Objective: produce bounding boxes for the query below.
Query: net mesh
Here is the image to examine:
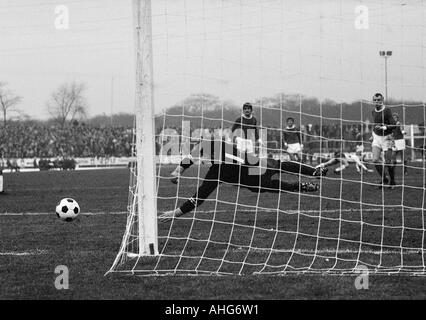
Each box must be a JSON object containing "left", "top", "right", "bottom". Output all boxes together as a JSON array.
[{"left": 109, "top": 0, "right": 426, "bottom": 275}]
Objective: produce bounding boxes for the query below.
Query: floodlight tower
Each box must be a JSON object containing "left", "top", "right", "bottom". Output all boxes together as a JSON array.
[{"left": 379, "top": 50, "right": 392, "bottom": 102}]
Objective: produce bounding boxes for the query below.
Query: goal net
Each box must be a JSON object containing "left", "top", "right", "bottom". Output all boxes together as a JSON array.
[{"left": 108, "top": 0, "right": 426, "bottom": 275}]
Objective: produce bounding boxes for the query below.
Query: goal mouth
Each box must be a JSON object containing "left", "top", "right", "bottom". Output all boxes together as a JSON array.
[
  {"left": 108, "top": 0, "right": 426, "bottom": 277},
  {"left": 109, "top": 201, "right": 426, "bottom": 276}
]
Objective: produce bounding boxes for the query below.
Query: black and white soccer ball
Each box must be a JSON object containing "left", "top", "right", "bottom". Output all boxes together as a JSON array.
[{"left": 56, "top": 198, "right": 80, "bottom": 222}]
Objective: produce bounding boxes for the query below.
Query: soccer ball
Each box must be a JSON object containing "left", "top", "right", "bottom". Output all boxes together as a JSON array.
[{"left": 56, "top": 198, "right": 80, "bottom": 222}]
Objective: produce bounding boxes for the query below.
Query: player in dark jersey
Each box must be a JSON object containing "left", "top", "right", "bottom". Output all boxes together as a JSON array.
[
  {"left": 391, "top": 112, "right": 408, "bottom": 175},
  {"left": 160, "top": 138, "right": 327, "bottom": 222},
  {"left": 231, "top": 102, "right": 260, "bottom": 154},
  {"left": 370, "top": 93, "right": 396, "bottom": 188},
  {"left": 283, "top": 117, "right": 303, "bottom": 162}
]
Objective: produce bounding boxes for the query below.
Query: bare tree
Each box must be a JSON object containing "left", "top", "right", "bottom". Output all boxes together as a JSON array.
[
  {"left": 0, "top": 82, "right": 22, "bottom": 127},
  {"left": 47, "top": 82, "right": 88, "bottom": 126}
]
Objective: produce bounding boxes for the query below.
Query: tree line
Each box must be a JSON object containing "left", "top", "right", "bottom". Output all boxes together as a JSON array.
[{"left": 1, "top": 83, "right": 425, "bottom": 129}]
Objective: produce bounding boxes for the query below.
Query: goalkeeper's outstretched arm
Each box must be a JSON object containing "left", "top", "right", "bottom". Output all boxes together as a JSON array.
[{"left": 170, "top": 140, "right": 206, "bottom": 183}]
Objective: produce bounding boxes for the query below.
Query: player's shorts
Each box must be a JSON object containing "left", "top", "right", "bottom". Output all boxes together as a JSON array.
[
  {"left": 235, "top": 137, "right": 254, "bottom": 153},
  {"left": 355, "top": 144, "right": 364, "bottom": 153},
  {"left": 372, "top": 132, "right": 393, "bottom": 151},
  {"left": 286, "top": 143, "right": 302, "bottom": 154},
  {"left": 393, "top": 139, "right": 406, "bottom": 151}
]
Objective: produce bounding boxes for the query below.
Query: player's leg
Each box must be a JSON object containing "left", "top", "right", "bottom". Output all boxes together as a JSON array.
[
  {"left": 401, "top": 149, "right": 408, "bottom": 175},
  {"left": 258, "top": 175, "right": 319, "bottom": 193},
  {"left": 160, "top": 164, "right": 221, "bottom": 222},
  {"left": 372, "top": 144, "right": 388, "bottom": 185},
  {"left": 334, "top": 159, "right": 349, "bottom": 173},
  {"left": 385, "top": 148, "right": 396, "bottom": 187},
  {"left": 287, "top": 151, "right": 295, "bottom": 161},
  {"left": 353, "top": 153, "right": 372, "bottom": 173},
  {"left": 0, "top": 169, "right": 3, "bottom": 194},
  {"left": 268, "top": 158, "right": 327, "bottom": 177},
  {"left": 394, "top": 139, "right": 408, "bottom": 175},
  {"left": 243, "top": 169, "right": 319, "bottom": 193}
]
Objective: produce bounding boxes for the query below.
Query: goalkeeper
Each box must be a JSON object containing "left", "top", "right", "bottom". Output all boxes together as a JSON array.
[{"left": 159, "top": 138, "right": 327, "bottom": 222}]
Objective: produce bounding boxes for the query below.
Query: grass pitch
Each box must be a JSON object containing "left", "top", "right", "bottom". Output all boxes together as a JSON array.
[{"left": 1, "top": 165, "right": 425, "bottom": 299}]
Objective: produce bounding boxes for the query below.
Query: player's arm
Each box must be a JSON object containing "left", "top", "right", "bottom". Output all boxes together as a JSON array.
[
  {"left": 253, "top": 118, "right": 260, "bottom": 143},
  {"left": 395, "top": 121, "right": 406, "bottom": 135},
  {"left": 298, "top": 128, "right": 303, "bottom": 149},
  {"left": 377, "top": 109, "right": 396, "bottom": 131},
  {"left": 282, "top": 130, "right": 288, "bottom": 147},
  {"left": 231, "top": 117, "right": 241, "bottom": 134},
  {"left": 170, "top": 141, "right": 204, "bottom": 183},
  {"left": 161, "top": 166, "right": 221, "bottom": 222}
]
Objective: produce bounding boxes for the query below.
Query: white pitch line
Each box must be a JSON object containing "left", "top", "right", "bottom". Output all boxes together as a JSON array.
[
  {"left": 0, "top": 249, "right": 48, "bottom": 256},
  {"left": 0, "top": 212, "right": 127, "bottom": 216},
  {"left": 229, "top": 248, "right": 422, "bottom": 255},
  {"left": 0, "top": 207, "right": 420, "bottom": 217}
]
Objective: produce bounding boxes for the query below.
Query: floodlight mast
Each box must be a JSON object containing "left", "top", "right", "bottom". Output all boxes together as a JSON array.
[{"left": 379, "top": 50, "right": 392, "bottom": 102}]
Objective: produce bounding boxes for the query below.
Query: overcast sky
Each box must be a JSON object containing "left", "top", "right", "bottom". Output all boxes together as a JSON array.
[{"left": 0, "top": 0, "right": 425, "bottom": 119}]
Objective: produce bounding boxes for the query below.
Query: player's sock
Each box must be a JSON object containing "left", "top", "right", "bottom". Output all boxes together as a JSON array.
[
  {"left": 375, "top": 164, "right": 382, "bottom": 177},
  {"left": 388, "top": 163, "right": 396, "bottom": 184},
  {"left": 356, "top": 163, "right": 361, "bottom": 173},
  {"left": 375, "top": 164, "right": 389, "bottom": 185},
  {"left": 0, "top": 170, "right": 3, "bottom": 193}
]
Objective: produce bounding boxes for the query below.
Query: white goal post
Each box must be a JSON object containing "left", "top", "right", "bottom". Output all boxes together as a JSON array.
[
  {"left": 133, "top": 0, "right": 158, "bottom": 256},
  {"left": 108, "top": 0, "right": 158, "bottom": 270}
]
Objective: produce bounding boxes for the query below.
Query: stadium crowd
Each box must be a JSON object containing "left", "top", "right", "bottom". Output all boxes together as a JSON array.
[
  {"left": 0, "top": 121, "right": 373, "bottom": 159},
  {"left": 0, "top": 122, "right": 372, "bottom": 159},
  {"left": 0, "top": 122, "right": 133, "bottom": 158}
]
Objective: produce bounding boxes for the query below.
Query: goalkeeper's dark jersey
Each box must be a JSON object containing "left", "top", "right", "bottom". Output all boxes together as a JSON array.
[
  {"left": 231, "top": 115, "right": 259, "bottom": 141},
  {"left": 372, "top": 106, "right": 395, "bottom": 136}
]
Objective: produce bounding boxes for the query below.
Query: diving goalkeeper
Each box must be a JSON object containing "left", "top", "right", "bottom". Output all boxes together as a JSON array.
[{"left": 159, "top": 138, "right": 327, "bottom": 222}]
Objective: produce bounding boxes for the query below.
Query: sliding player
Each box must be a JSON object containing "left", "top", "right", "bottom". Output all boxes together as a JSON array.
[
  {"left": 283, "top": 117, "right": 303, "bottom": 162},
  {"left": 316, "top": 150, "right": 373, "bottom": 174},
  {"left": 392, "top": 112, "right": 408, "bottom": 176},
  {"left": 160, "top": 138, "right": 327, "bottom": 222},
  {"left": 370, "top": 93, "right": 396, "bottom": 188},
  {"left": 351, "top": 127, "right": 373, "bottom": 173}
]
